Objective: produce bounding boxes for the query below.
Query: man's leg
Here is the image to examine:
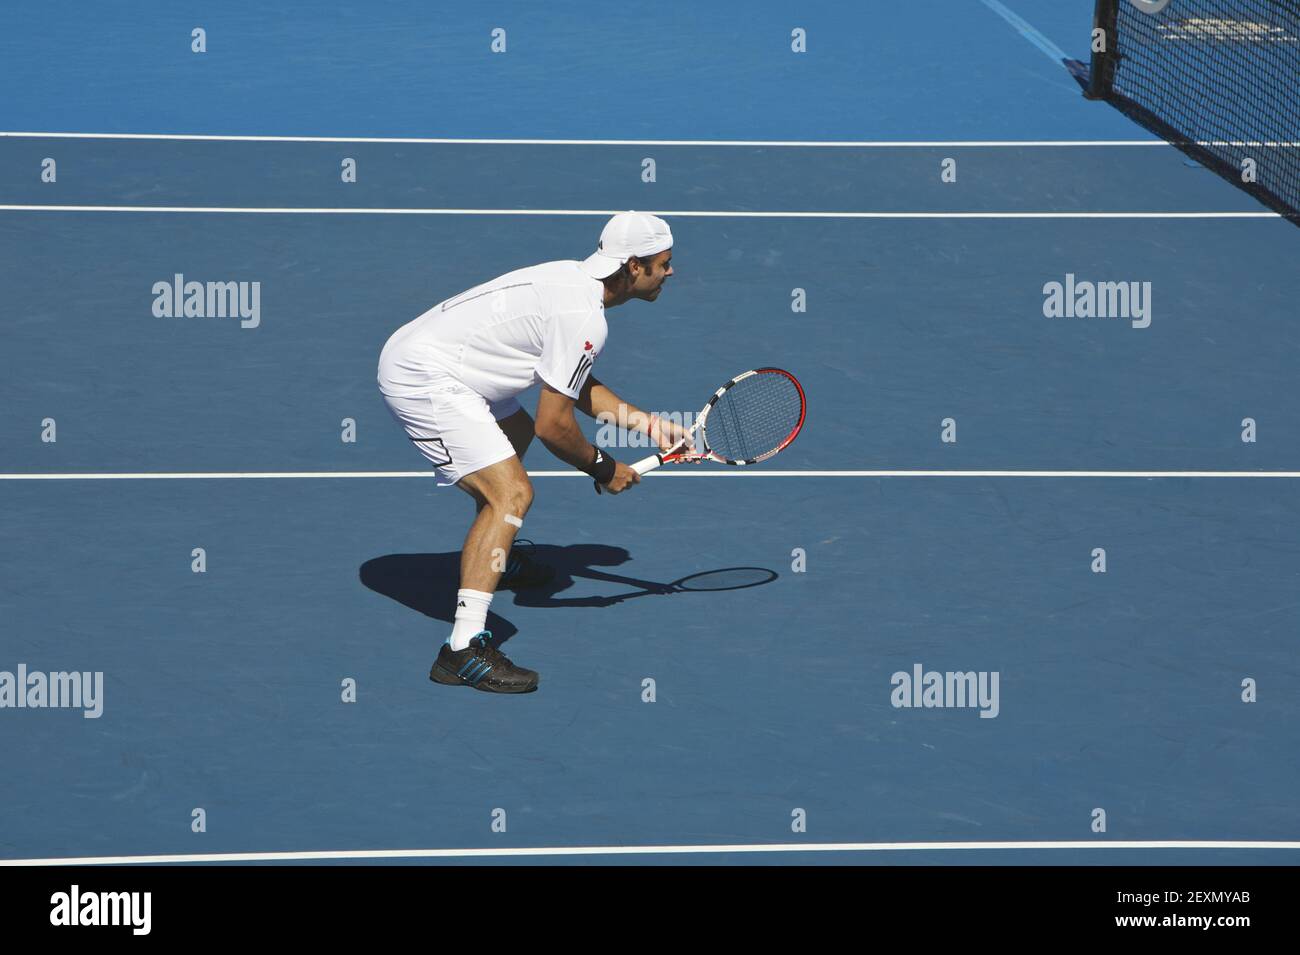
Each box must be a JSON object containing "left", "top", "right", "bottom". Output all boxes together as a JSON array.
[
  {"left": 427, "top": 452, "right": 540, "bottom": 693},
  {"left": 475, "top": 408, "right": 552, "bottom": 589},
  {"left": 381, "top": 384, "right": 540, "bottom": 691},
  {"left": 454, "top": 453, "right": 534, "bottom": 597}
]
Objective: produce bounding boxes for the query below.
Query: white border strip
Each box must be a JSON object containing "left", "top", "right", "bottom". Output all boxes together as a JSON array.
[
  {"left": 4, "top": 471, "right": 1300, "bottom": 481},
  {"left": 0, "top": 205, "right": 1281, "bottom": 219},
  {"left": 4, "top": 840, "right": 1299, "bottom": 866},
  {"left": 2, "top": 132, "right": 1297, "bottom": 147}
]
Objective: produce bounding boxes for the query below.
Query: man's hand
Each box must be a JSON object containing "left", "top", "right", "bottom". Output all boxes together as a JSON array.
[
  {"left": 650, "top": 414, "right": 693, "bottom": 454},
  {"left": 599, "top": 461, "right": 641, "bottom": 495}
]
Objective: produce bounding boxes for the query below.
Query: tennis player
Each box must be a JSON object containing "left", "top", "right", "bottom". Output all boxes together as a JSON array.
[{"left": 378, "top": 211, "right": 685, "bottom": 694}]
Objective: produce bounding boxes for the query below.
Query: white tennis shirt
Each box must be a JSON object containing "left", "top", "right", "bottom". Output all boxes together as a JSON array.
[{"left": 379, "top": 260, "right": 608, "bottom": 403}]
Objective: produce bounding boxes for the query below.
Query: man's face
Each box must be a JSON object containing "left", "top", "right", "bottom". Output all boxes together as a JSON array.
[{"left": 631, "top": 248, "right": 673, "bottom": 301}]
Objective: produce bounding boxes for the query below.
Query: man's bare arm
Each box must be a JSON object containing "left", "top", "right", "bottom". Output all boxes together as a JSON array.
[
  {"left": 576, "top": 375, "right": 693, "bottom": 452},
  {"left": 536, "top": 383, "right": 603, "bottom": 470},
  {"left": 577, "top": 375, "right": 654, "bottom": 435},
  {"left": 535, "top": 382, "right": 640, "bottom": 493}
]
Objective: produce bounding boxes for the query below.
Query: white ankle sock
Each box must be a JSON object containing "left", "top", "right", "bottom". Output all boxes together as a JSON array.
[{"left": 448, "top": 589, "right": 493, "bottom": 651}]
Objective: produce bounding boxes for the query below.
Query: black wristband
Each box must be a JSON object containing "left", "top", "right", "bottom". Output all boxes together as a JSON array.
[{"left": 583, "top": 446, "right": 618, "bottom": 484}]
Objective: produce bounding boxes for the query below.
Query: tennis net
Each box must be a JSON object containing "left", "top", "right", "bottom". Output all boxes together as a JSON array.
[{"left": 1083, "top": 0, "right": 1300, "bottom": 220}]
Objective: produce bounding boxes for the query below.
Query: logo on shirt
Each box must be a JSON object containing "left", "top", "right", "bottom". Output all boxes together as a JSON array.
[
  {"left": 568, "top": 352, "right": 596, "bottom": 392},
  {"left": 584, "top": 341, "right": 593, "bottom": 351}
]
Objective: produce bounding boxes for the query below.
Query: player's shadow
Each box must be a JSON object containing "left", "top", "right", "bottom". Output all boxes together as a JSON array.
[{"left": 360, "top": 545, "right": 777, "bottom": 646}]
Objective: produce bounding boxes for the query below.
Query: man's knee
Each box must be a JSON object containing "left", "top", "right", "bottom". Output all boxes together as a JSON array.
[
  {"left": 490, "top": 478, "right": 533, "bottom": 518},
  {"left": 511, "top": 480, "right": 535, "bottom": 515}
]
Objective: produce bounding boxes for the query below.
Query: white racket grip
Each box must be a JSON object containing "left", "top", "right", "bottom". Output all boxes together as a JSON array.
[{"left": 631, "top": 453, "right": 664, "bottom": 476}]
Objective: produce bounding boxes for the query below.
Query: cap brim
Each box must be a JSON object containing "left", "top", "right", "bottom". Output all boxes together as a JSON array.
[{"left": 579, "top": 250, "right": 623, "bottom": 279}]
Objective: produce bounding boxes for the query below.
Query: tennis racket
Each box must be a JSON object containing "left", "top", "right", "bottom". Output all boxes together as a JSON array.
[{"left": 633, "top": 367, "right": 806, "bottom": 476}]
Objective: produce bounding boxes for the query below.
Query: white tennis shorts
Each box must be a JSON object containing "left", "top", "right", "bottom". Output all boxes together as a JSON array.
[{"left": 381, "top": 380, "right": 522, "bottom": 486}]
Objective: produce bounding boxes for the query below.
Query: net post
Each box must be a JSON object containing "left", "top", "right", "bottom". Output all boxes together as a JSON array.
[{"left": 1085, "top": 0, "right": 1119, "bottom": 100}]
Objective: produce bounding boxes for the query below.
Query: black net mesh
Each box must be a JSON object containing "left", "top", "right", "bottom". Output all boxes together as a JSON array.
[{"left": 1090, "top": 0, "right": 1300, "bottom": 219}]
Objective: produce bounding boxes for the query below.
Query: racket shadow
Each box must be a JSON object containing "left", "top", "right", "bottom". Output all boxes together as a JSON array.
[
  {"left": 360, "top": 547, "right": 779, "bottom": 645},
  {"left": 510, "top": 547, "right": 778, "bottom": 607}
]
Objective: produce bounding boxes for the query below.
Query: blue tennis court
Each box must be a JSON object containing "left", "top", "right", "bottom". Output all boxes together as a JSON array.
[{"left": 2, "top": 0, "right": 1298, "bottom": 866}]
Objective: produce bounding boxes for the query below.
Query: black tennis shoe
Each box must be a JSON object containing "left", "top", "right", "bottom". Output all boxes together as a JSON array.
[{"left": 429, "top": 632, "right": 539, "bottom": 693}]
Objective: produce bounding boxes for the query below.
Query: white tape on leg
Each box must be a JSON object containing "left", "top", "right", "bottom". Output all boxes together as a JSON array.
[{"left": 504, "top": 514, "right": 523, "bottom": 528}]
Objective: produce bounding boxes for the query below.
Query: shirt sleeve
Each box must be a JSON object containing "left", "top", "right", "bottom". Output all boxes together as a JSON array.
[{"left": 536, "top": 309, "right": 608, "bottom": 399}]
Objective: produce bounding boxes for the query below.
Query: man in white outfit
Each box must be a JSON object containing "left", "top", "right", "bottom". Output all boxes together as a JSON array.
[{"left": 378, "top": 212, "right": 685, "bottom": 693}]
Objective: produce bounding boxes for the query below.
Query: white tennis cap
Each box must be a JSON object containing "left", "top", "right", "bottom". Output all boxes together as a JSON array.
[{"left": 579, "top": 211, "right": 673, "bottom": 280}]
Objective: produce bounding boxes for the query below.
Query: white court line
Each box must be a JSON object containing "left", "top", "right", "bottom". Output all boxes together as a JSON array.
[
  {"left": 0, "top": 205, "right": 1282, "bottom": 219},
  {"left": 4, "top": 840, "right": 1299, "bottom": 866},
  {"left": 4, "top": 470, "right": 1300, "bottom": 480},
  {"left": 2, "top": 131, "right": 1297, "bottom": 147}
]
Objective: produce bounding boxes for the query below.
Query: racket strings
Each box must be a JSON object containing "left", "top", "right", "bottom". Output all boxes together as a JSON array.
[{"left": 703, "top": 372, "right": 804, "bottom": 463}]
